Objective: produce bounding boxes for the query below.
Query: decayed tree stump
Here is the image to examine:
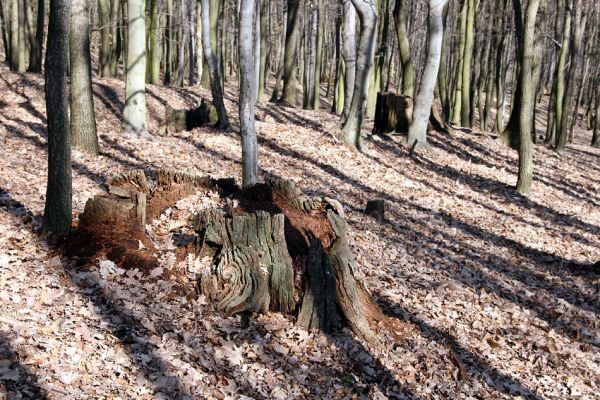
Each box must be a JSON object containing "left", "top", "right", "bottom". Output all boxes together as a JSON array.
[
  {"left": 373, "top": 92, "right": 414, "bottom": 135},
  {"left": 163, "top": 99, "right": 218, "bottom": 133},
  {"left": 77, "top": 169, "right": 385, "bottom": 345},
  {"left": 194, "top": 175, "right": 383, "bottom": 343}
]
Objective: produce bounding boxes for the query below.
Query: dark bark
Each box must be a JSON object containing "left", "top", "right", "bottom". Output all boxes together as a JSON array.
[{"left": 42, "top": 0, "right": 72, "bottom": 241}]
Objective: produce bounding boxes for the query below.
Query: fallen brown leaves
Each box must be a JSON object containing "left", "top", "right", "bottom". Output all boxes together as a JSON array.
[{"left": 0, "top": 61, "right": 599, "bottom": 399}]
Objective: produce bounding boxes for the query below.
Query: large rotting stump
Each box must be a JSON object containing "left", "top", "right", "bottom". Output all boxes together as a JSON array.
[
  {"left": 75, "top": 169, "right": 389, "bottom": 345},
  {"left": 193, "top": 175, "right": 385, "bottom": 344}
]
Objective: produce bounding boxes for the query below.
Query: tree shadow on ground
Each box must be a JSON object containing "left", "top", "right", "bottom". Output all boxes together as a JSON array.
[
  {"left": 0, "top": 332, "right": 48, "bottom": 399},
  {"left": 0, "top": 184, "right": 421, "bottom": 399},
  {"left": 255, "top": 137, "right": 599, "bottom": 338}
]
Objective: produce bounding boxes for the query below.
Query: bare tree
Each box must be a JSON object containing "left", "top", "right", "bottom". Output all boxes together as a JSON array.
[
  {"left": 201, "top": 0, "right": 229, "bottom": 129},
  {"left": 407, "top": 0, "right": 449, "bottom": 149},
  {"left": 340, "top": 0, "right": 377, "bottom": 151},
  {"left": 42, "top": 0, "right": 71, "bottom": 241},
  {"left": 70, "top": 0, "right": 99, "bottom": 155},
  {"left": 123, "top": 0, "right": 150, "bottom": 137},
  {"left": 239, "top": 0, "right": 258, "bottom": 186}
]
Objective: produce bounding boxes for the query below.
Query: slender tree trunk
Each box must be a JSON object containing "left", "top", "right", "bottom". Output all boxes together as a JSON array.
[
  {"left": 550, "top": 0, "right": 572, "bottom": 146},
  {"left": 341, "top": 0, "right": 356, "bottom": 122},
  {"left": 147, "top": 0, "right": 161, "bottom": 84},
  {"left": 514, "top": 0, "right": 541, "bottom": 195},
  {"left": 340, "top": 0, "right": 377, "bottom": 151},
  {"left": 109, "top": 0, "right": 120, "bottom": 76},
  {"left": 123, "top": 0, "right": 149, "bottom": 137},
  {"left": 556, "top": 0, "right": 586, "bottom": 154},
  {"left": 16, "top": 0, "right": 25, "bottom": 71},
  {"left": 281, "top": 0, "right": 300, "bottom": 105},
  {"left": 0, "top": 0, "right": 9, "bottom": 64},
  {"left": 71, "top": 0, "right": 99, "bottom": 155},
  {"left": 312, "top": 0, "right": 324, "bottom": 110},
  {"left": 43, "top": 0, "right": 72, "bottom": 241},
  {"left": 451, "top": 0, "right": 467, "bottom": 125},
  {"left": 407, "top": 0, "right": 448, "bottom": 149},
  {"left": 164, "top": 0, "right": 173, "bottom": 85},
  {"left": 176, "top": 0, "right": 189, "bottom": 87},
  {"left": 393, "top": 0, "right": 414, "bottom": 97},
  {"left": 98, "top": 0, "right": 112, "bottom": 76},
  {"left": 239, "top": 0, "right": 258, "bottom": 187},
  {"left": 258, "top": 0, "right": 268, "bottom": 100},
  {"left": 201, "top": 0, "right": 229, "bottom": 129},
  {"left": 24, "top": 1, "right": 40, "bottom": 72},
  {"left": 460, "top": 0, "right": 474, "bottom": 127},
  {"left": 188, "top": 0, "right": 197, "bottom": 85}
]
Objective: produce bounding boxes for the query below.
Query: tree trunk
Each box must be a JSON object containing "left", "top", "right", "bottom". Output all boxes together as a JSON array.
[
  {"left": 340, "top": 0, "right": 377, "bottom": 151},
  {"left": 393, "top": 0, "right": 414, "bottom": 98},
  {"left": 70, "top": 0, "right": 99, "bottom": 156},
  {"left": 24, "top": 0, "right": 40, "bottom": 72},
  {"left": 239, "top": 0, "right": 258, "bottom": 187},
  {"left": 109, "top": 0, "right": 120, "bottom": 76},
  {"left": 201, "top": 0, "right": 229, "bottom": 129},
  {"left": 556, "top": 0, "right": 586, "bottom": 155},
  {"left": 341, "top": 0, "right": 356, "bottom": 122},
  {"left": 257, "top": 0, "right": 268, "bottom": 100},
  {"left": 42, "top": 0, "right": 72, "bottom": 242},
  {"left": 0, "top": 0, "right": 9, "bottom": 65},
  {"left": 98, "top": 0, "right": 112, "bottom": 77},
  {"left": 460, "top": 0, "right": 475, "bottom": 127},
  {"left": 147, "top": 0, "right": 161, "bottom": 84},
  {"left": 514, "top": 0, "right": 541, "bottom": 195},
  {"left": 372, "top": 92, "right": 413, "bottom": 134},
  {"left": 407, "top": 0, "right": 448, "bottom": 149},
  {"left": 281, "top": 0, "right": 300, "bottom": 106},
  {"left": 311, "top": 0, "right": 324, "bottom": 110},
  {"left": 188, "top": 0, "right": 197, "bottom": 85},
  {"left": 123, "top": 0, "right": 149, "bottom": 137},
  {"left": 547, "top": 0, "right": 572, "bottom": 146}
]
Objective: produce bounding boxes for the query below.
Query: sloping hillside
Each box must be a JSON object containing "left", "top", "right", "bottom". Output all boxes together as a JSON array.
[{"left": 0, "top": 63, "right": 599, "bottom": 399}]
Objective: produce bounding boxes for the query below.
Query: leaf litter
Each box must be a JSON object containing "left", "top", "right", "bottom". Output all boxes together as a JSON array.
[{"left": 0, "top": 62, "right": 599, "bottom": 399}]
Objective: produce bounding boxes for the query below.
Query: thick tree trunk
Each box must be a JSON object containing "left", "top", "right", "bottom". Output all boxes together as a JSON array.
[
  {"left": 201, "top": 0, "right": 229, "bottom": 129},
  {"left": 239, "top": 0, "right": 258, "bottom": 187},
  {"left": 281, "top": 0, "right": 300, "bottom": 106},
  {"left": 42, "top": 0, "right": 72, "bottom": 242},
  {"left": 407, "top": 0, "right": 448, "bottom": 149},
  {"left": 123, "top": 0, "right": 149, "bottom": 137},
  {"left": 70, "top": 0, "right": 99, "bottom": 156},
  {"left": 340, "top": 0, "right": 377, "bottom": 151}
]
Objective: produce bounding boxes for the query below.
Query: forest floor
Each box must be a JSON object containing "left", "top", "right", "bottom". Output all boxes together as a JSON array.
[{"left": 0, "top": 61, "right": 599, "bottom": 400}]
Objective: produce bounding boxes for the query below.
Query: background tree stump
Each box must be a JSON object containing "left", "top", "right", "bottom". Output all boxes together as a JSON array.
[
  {"left": 163, "top": 98, "right": 218, "bottom": 133},
  {"left": 373, "top": 92, "right": 414, "bottom": 135}
]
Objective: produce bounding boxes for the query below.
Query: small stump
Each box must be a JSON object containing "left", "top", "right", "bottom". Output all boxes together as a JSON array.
[
  {"left": 163, "top": 99, "right": 218, "bottom": 133},
  {"left": 365, "top": 200, "right": 385, "bottom": 223}
]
